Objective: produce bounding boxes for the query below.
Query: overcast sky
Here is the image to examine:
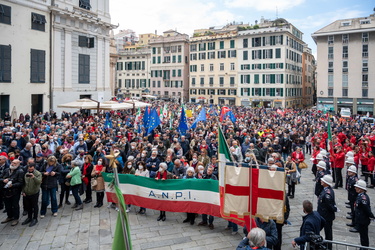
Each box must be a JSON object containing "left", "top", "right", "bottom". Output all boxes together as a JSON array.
[{"left": 110, "top": 0, "right": 374, "bottom": 55}]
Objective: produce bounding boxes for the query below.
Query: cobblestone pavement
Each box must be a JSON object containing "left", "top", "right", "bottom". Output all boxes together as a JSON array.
[{"left": 0, "top": 159, "right": 375, "bottom": 249}]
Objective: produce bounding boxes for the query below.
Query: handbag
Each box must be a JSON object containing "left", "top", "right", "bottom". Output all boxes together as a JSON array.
[
  {"left": 65, "top": 178, "right": 71, "bottom": 186},
  {"left": 91, "top": 178, "right": 98, "bottom": 187},
  {"left": 296, "top": 169, "right": 301, "bottom": 179},
  {"left": 299, "top": 161, "right": 308, "bottom": 169}
]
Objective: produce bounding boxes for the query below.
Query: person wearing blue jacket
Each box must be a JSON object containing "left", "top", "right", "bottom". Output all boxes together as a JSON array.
[{"left": 292, "top": 200, "right": 325, "bottom": 249}]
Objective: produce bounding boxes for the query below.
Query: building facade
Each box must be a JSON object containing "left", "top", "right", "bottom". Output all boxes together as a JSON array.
[
  {"left": 50, "top": 0, "right": 115, "bottom": 113},
  {"left": 189, "top": 19, "right": 307, "bottom": 108},
  {"left": 116, "top": 48, "right": 151, "bottom": 98},
  {"left": 312, "top": 14, "right": 375, "bottom": 114},
  {"left": 302, "top": 46, "right": 315, "bottom": 107},
  {"left": 149, "top": 30, "right": 189, "bottom": 103},
  {"left": 0, "top": 0, "right": 51, "bottom": 117},
  {"left": 189, "top": 24, "right": 240, "bottom": 105},
  {"left": 237, "top": 18, "right": 305, "bottom": 108}
]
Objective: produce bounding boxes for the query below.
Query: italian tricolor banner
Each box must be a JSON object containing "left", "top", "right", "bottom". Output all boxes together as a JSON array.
[
  {"left": 327, "top": 117, "right": 334, "bottom": 155},
  {"left": 103, "top": 173, "right": 221, "bottom": 217}
]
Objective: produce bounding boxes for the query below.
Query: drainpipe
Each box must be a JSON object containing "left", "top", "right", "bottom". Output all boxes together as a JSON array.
[{"left": 49, "top": 1, "right": 54, "bottom": 112}]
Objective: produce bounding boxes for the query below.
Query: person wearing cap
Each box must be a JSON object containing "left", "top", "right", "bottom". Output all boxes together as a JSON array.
[
  {"left": 318, "top": 175, "right": 337, "bottom": 249},
  {"left": 35, "top": 152, "right": 45, "bottom": 172},
  {"left": 346, "top": 165, "right": 358, "bottom": 224},
  {"left": 349, "top": 179, "right": 375, "bottom": 249},
  {"left": 314, "top": 161, "right": 326, "bottom": 197},
  {"left": 311, "top": 145, "right": 321, "bottom": 176},
  {"left": 285, "top": 156, "right": 297, "bottom": 199}
]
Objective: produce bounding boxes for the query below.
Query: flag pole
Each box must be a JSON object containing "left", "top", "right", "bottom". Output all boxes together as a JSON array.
[{"left": 113, "top": 165, "right": 131, "bottom": 250}]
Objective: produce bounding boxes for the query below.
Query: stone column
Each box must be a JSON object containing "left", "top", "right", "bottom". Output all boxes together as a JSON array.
[{"left": 64, "top": 30, "right": 72, "bottom": 90}]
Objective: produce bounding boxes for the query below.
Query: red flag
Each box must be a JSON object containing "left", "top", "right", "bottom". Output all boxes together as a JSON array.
[{"left": 219, "top": 106, "right": 230, "bottom": 122}]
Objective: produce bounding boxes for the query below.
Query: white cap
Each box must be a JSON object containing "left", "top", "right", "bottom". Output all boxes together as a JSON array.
[
  {"left": 321, "top": 175, "right": 333, "bottom": 186},
  {"left": 348, "top": 165, "right": 357, "bottom": 174},
  {"left": 346, "top": 151, "right": 354, "bottom": 158},
  {"left": 320, "top": 150, "right": 327, "bottom": 157},
  {"left": 354, "top": 179, "right": 367, "bottom": 191},
  {"left": 316, "top": 154, "right": 323, "bottom": 160},
  {"left": 346, "top": 157, "right": 355, "bottom": 165},
  {"left": 317, "top": 161, "right": 326, "bottom": 170}
]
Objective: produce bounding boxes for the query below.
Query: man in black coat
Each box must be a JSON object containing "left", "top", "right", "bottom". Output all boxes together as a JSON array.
[
  {"left": 292, "top": 200, "right": 325, "bottom": 249},
  {"left": 349, "top": 180, "right": 375, "bottom": 249},
  {"left": 318, "top": 175, "right": 337, "bottom": 249},
  {"left": 346, "top": 166, "right": 358, "bottom": 224},
  {"left": 0, "top": 159, "right": 24, "bottom": 226}
]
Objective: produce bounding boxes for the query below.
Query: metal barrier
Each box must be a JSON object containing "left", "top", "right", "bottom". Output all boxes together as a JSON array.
[{"left": 305, "top": 240, "right": 375, "bottom": 249}]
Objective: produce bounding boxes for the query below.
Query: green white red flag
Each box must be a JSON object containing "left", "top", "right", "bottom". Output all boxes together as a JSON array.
[{"left": 327, "top": 117, "right": 334, "bottom": 155}]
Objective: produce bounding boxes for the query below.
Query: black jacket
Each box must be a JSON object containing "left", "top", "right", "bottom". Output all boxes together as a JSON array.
[
  {"left": 40, "top": 164, "right": 61, "bottom": 189},
  {"left": 346, "top": 175, "right": 358, "bottom": 201},
  {"left": 0, "top": 166, "right": 24, "bottom": 197},
  {"left": 354, "top": 192, "right": 375, "bottom": 226},
  {"left": 294, "top": 211, "right": 325, "bottom": 246},
  {"left": 317, "top": 186, "right": 337, "bottom": 222}
]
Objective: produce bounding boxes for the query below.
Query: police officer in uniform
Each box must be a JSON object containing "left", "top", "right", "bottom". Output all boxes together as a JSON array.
[
  {"left": 314, "top": 161, "right": 326, "bottom": 198},
  {"left": 349, "top": 179, "right": 375, "bottom": 249},
  {"left": 317, "top": 175, "right": 337, "bottom": 250},
  {"left": 345, "top": 165, "right": 358, "bottom": 223}
]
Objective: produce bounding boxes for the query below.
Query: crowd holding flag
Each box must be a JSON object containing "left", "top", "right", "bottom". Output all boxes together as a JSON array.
[
  {"left": 190, "top": 107, "right": 207, "bottom": 129},
  {"left": 104, "top": 112, "right": 113, "bottom": 129},
  {"left": 146, "top": 108, "right": 161, "bottom": 135},
  {"left": 142, "top": 106, "right": 150, "bottom": 130},
  {"left": 177, "top": 106, "right": 189, "bottom": 135}
]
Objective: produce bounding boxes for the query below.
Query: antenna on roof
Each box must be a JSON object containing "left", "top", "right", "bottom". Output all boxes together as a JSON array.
[{"left": 276, "top": 6, "right": 278, "bottom": 19}]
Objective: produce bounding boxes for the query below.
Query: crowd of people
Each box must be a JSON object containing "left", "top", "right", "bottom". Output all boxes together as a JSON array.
[{"left": 0, "top": 102, "right": 375, "bottom": 249}]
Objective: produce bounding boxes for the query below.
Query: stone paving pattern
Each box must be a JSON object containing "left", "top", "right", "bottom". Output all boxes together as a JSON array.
[{"left": 0, "top": 159, "right": 375, "bottom": 249}]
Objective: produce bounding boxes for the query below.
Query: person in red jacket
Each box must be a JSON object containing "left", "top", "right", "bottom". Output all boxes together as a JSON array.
[
  {"left": 333, "top": 145, "right": 345, "bottom": 189},
  {"left": 359, "top": 145, "right": 369, "bottom": 183},
  {"left": 366, "top": 151, "right": 375, "bottom": 188},
  {"left": 292, "top": 147, "right": 305, "bottom": 183}
]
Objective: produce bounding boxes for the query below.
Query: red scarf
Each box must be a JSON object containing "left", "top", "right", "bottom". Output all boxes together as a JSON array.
[{"left": 82, "top": 163, "right": 90, "bottom": 185}]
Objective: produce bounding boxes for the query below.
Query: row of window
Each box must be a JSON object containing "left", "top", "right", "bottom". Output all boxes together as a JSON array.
[
  {"left": 152, "top": 55, "right": 182, "bottom": 64},
  {"left": 328, "top": 44, "right": 368, "bottom": 59},
  {"left": 241, "top": 63, "right": 284, "bottom": 70},
  {"left": 328, "top": 59, "right": 368, "bottom": 73},
  {"left": 190, "top": 74, "right": 301, "bottom": 85},
  {"left": 328, "top": 74, "right": 369, "bottom": 88},
  {"left": 151, "top": 81, "right": 183, "bottom": 88},
  {"left": 119, "top": 79, "right": 149, "bottom": 89},
  {"left": 0, "top": 4, "right": 47, "bottom": 31},
  {"left": 152, "top": 46, "right": 182, "bottom": 54},
  {"left": 327, "top": 88, "right": 368, "bottom": 98},
  {"left": 190, "top": 89, "right": 237, "bottom": 95},
  {"left": 0, "top": 44, "right": 90, "bottom": 84},
  {"left": 239, "top": 88, "right": 284, "bottom": 97},
  {"left": 117, "top": 61, "right": 146, "bottom": 71},
  {"left": 152, "top": 91, "right": 182, "bottom": 97},
  {"left": 151, "top": 70, "right": 182, "bottom": 78},
  {"left": 328, "top": 33, "right": 369, "bottom": 44}
]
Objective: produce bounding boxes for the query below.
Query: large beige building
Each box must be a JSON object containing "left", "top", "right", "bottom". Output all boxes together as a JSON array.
[
  {"left": 312, "top": 13, "right": 375, "bottom": 114},
  {"left": 189, "top": 23, "right": 241, "bottom": 105},
  {"left": 149, "top": 30, "right": 189, "bottom": 103},
  {"left": 189, "top": 19, "right": 307, "bottom": 108},
  {"left": 302, "top": 46, "right": 316, "bottom": 107}
]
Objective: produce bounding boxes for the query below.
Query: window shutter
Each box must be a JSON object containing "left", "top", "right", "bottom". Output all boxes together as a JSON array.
[
  {"left": 252, "top": 88, "right": 254, "bottom": 96},
  {"left": 241, "top": 75, "right": 243, "bottom": 84},
  {"left": 241, "top": 88, "right": 243, "bottom": 96},
  {"left": 281, "top": 88, "right": 284, "bottom": 97},
  {"left": 247, "top": 88, "right": 250, "bottom": 96},
  {"left": 88, "top": 37, "right": 95, "bottom": 48},
  {"left": 281, "top": 74, "right": 284, "bottom": 84},
  {"left": 262, "top": 74, "right": 265, "bottom": 83},
  {"left": 262, "top": 88, "right": 265, "bottom": 96},
  {"left": 280, "top": 35, "right": 283, "bottom": 45}
]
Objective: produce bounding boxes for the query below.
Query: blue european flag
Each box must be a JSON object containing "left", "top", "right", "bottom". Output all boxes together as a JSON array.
[
  {"left": 105, "top": 112, "right": 113, "bottom": 129},
  {"left": 227, "top": 110, "right": 237, "bottom": 123},
  {"left": 143, "top": 106, "right": 150, "bottom": 129},
  {"left": 178, "top": 107, "right": 189, "bottom": 135},
  {"left": 191, "top": 107, "right": 206, "bottom": 129},
  {"left": 146, "top": 108, "right": 161, "bottom": 135}
]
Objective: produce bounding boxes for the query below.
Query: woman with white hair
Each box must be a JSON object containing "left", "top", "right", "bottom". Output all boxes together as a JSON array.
[
  {"left": 155, "top": 162, "right": 170, "bottom": 221},
  {"left": 182, "top": 167, "right": 196, "bottom": 225},
  {"left": 237, "top": 227, "right": 270, "bottom": 250}
]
